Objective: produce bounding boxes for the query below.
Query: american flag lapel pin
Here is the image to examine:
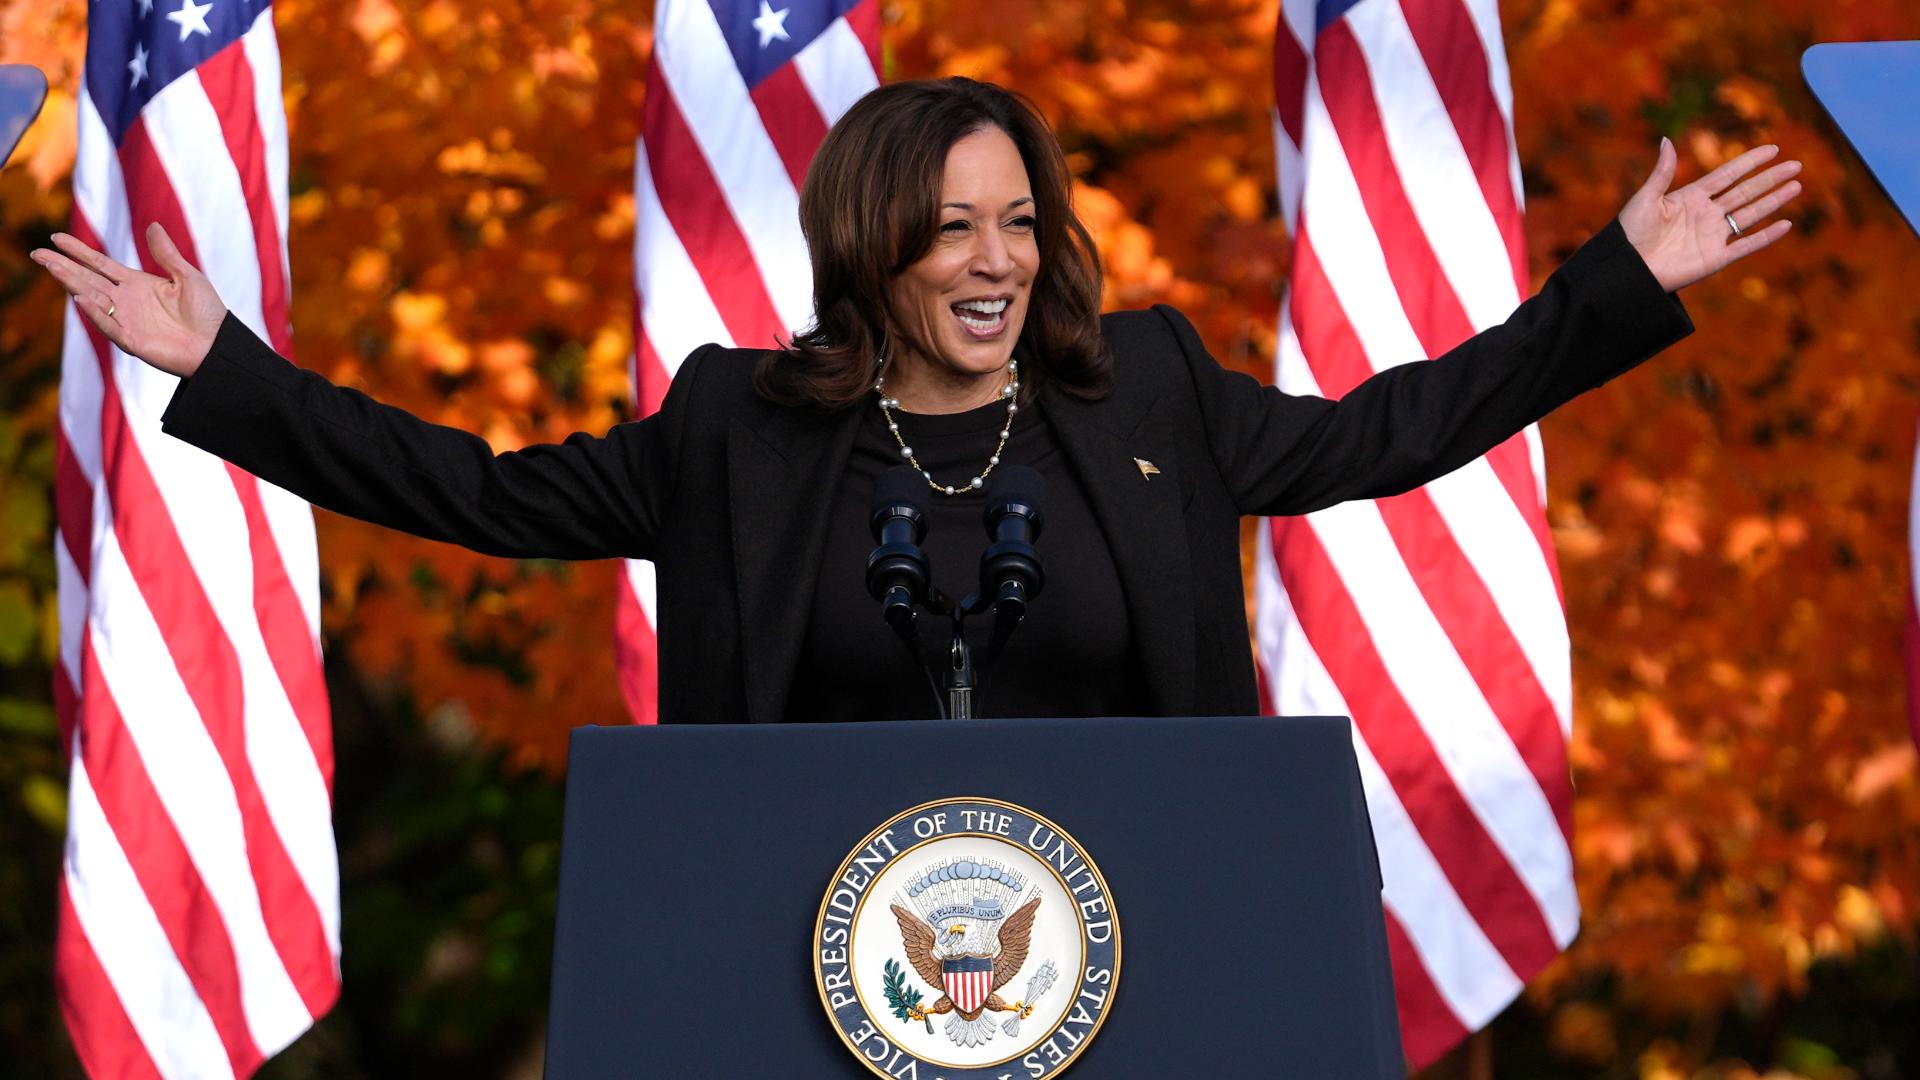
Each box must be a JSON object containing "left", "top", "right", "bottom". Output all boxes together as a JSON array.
[{"left": 1133, "top": 457, "right": 1160, "bottom": 479}]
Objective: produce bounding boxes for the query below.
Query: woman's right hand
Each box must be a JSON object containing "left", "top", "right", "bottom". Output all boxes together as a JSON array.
[{"left": 30, "top": 222, "right": 229, "bottom": 379}]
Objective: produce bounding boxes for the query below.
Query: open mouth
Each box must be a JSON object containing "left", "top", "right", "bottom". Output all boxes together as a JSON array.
[{"left": 951, "top": 297, "right": 1011, "bottom": 339}]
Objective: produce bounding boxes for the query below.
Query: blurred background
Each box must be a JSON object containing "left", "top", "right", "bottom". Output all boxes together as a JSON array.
[{"left": 3, "top": 0, "right": 1919, "bottom": 1076}]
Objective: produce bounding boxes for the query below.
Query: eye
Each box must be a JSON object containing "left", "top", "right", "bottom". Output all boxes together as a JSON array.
[
  {"left": 940, "top": 219, "right": 971, "bottom": 233},
  {"left": 1008, "top": 215, "right": 1037, "bottom": 230}
]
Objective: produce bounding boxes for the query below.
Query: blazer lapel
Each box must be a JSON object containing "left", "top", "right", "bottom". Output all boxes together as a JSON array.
[
  {"left": 1044, "top": 386, "right": 1197, "bottom": 716},
  {"left": 728, "top": 401, "right": 863, "bottom": 724}
]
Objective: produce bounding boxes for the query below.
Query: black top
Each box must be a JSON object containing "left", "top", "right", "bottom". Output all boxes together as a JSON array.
[{"left": 790, "top": 396, "right": 1145, "bottom": 721}]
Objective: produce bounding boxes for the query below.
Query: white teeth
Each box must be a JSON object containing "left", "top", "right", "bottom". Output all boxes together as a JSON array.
[{"left": 954, "top": 298, "right": 1009, "bottom": 315}]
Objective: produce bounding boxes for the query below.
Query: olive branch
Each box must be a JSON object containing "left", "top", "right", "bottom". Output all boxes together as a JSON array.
[{"left": 882, "top": 958, "right": 933, "bottom": 1033}]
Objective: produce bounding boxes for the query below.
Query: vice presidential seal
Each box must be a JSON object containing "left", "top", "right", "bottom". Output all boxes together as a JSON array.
[{"left": 813, "top": 798, "right": 1120, "bottom": 1079}]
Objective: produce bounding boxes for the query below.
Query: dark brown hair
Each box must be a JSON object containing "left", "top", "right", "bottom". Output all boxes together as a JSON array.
[{"left": 756, "top": 77, "right": 1110, "bottom": 408}]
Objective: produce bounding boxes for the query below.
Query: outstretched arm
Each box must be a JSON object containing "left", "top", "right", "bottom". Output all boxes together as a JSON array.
[
  {"left": 1193, "top": 139, "right": 1800, "bottom": 517},
  {"left": 32, "top": 223, "right": 698, "bottom": 560}
]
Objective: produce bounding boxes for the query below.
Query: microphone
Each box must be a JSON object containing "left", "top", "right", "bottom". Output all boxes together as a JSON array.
[
  {"left": 979, "top": 466, "right": 1045, "bottom": 623},
  {"left": 867, "top": 467, "right": 931, "bottom": 623}
]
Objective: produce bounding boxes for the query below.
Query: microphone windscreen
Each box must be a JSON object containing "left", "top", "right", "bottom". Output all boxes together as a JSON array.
[
  {"left": 873, "top": 466, "right": 926, "bottom": 516},
  {"left": 986, "top": 465, "right": 1045, "bottom": 509}
]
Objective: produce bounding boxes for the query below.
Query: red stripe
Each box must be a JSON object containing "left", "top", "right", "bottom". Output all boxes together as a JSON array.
[
  {"left": 196, "top": 42, "right": 294, "bottom": 359},
  {"left": 643, "top": 63, "right": 788, "bottom": 350},
  {"left": 76, "top": 169, "right": 340, "bottom": 1017},
  {"left": 844, "top": 0, "right": 882, "bottom": 72},
  {"left": 1268, "top": 516, "right": 1560, "bottom": 978},
  {"left": 55, "top": 658, "right": 80, "bottom": 764},
  {"left": 56, "top": 879, "right": 167, "bottom": 1080},
  {"left": 1399, "top": 0, "right": 1528, "bottom": 297},
  {"left": 751, "top": 64, "right": 831, "bottom": 192},
  {"left": 1272, "top": 20, "right": 1309, "bottom": 150},
  {"left": 57, "top": 426, "right": 94, "bottom": 585},
  {"left": 194, "top": 41, "right": 291, "bottom": 357},
  {"left": 634, "top": 323, "right": 671, "bottom": 419},
  {"left": 78, "top": 639, "right": 267, "bottom": 1075},
  {"left": 1290, "top": 234, "right": 1570, "bottom": 838},
  {"left": 615, "top": 569, "right": 660, "bottom": 726},
  {"left": 227, "top": 464, "right": 335, "bottom": 793},
  {"left": 1382, "top": 906, "right": 1472, "bottom": 1068}
]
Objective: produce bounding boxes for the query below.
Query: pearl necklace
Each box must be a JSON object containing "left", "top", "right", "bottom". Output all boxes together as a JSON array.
[{"left": 874, "top": 360, "right": 1020, "bottom": 496}]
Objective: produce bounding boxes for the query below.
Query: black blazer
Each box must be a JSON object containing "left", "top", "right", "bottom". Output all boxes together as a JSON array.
[{"left": 162, "top": 220, "right": 1690, "bottom": 725}]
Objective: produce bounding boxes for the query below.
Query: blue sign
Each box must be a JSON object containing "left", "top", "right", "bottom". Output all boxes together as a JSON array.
[
  {"left": 1804, "top": 41, "right": 1920, "bottom": 236},
  {"left": 0, "top": 64, "right": 47, "bottom": 168}
]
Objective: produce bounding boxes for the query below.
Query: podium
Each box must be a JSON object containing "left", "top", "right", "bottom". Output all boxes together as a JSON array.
[{"left": 544, "top": 715, "right": 1405, "bottom": 1077}]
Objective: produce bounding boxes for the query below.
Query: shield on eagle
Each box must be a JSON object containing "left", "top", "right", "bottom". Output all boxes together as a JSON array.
[{"left": 943, "top": 955, "right": 994, "bottom": 1014}]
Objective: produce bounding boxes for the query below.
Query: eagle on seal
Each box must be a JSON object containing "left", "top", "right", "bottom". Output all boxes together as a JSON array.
[{"left": 890, "top": 894, "right": 1042, "bottom": 1045}]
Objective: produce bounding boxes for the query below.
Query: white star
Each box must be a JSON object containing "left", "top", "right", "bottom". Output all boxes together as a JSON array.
[
  {"left": 750, "top": 0, "right": 790, "bottom": 48},
  {"left": 127, "top": 42, "right": 149, "bottom": 87},
  {"left": 166, "top": 0, "right": 213, "bottom": 41},
  {"left": 137, "top": 0, "right": 154, "bottom": 16}
]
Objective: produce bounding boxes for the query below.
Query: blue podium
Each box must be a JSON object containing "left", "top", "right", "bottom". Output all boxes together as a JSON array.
[{"left": 543, "top": 715, "right": 1405, "bottom": 1078}]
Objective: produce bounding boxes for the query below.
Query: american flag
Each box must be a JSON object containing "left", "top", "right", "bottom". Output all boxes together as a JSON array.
[
  {"left": 54, "top": 1, "right": 338, "bottom": 1076},
  {"left": 618, "top": 0, "right": 881, "bottom": 723},
  {"left": 1260, "top": 0, "right": 1574, "bottom": 1065}
]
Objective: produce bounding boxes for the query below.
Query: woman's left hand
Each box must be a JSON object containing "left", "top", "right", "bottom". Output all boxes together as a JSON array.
[{"left": 1619, "top": 137, "right": 1802, "bottom": 293}]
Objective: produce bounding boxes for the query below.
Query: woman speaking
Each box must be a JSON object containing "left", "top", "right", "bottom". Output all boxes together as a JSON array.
[{"left": 30, "top": 78, "right": 1801, "bottom": 726}]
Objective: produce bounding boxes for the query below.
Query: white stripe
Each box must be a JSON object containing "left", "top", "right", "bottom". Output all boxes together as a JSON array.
[
  {"left": 792, "top": 15, "right": 878, "bottom": 122},
  {"left": 652, "top": 0, "right": 814, "bottom": 334},
  {"left": 1303, "top": 502, "right": 1578, "bottom": 944},
  {"left": 71, "top": 92, "right": 133, "bottom": 266},
  {"left": 112, "top": 93, "right": 341, "bottom": 961},
  {"left": 1912, "top": 426, "right": 1920, "bottom": 614},
  {"left": 65, "top": 754, "right": 236, "bottom": 1080},
  {"left": 1254, "top": 545, "right": 1522, "bottom": 1024},
  {"left": 1345, "top": 0, "right": 1521, "bottom": 328},
  {"left": 634, "top": 143, "right": 736, "bottom": 366},
  {"left": 57, "top": 532, "right": 88, "bottom": 693},
  {"left": 87, "top": 529, "right": 314, "bottom": 1053},
  {"left": 1274, "top": 114, "right": 1305, "bottom": 235},
  {"left": 257, "top": 480, "right": 324, "bottom": 649},
  {"left": 625, "top": 556, "right": 660, "bottom": 625},
  {"left": 242, "top": 12, "right": 293, "bottom": 303},
  {"left": 1281, "top": 0, "right": 1317, "bottom": 62},
  {"left": 1458, "top": 0, "right": 1523, "bottom": 210}
]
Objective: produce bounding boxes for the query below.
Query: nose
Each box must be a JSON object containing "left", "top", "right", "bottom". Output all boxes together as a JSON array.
[{"left": 969, "top": 223, "right": 1015, "bottom": 279}]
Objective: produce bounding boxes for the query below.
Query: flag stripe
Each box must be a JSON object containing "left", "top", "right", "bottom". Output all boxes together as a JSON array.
[
  {"left": 751, "top": 64, "right": 831, "bottom": 192},
  {"left": 56, "top": 879, "right": 168, "bottom": 1080}
]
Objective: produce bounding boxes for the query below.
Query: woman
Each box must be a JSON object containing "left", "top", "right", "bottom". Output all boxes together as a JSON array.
[{"left": 31, "top": 78, "right": 1800, "bottom": 726}]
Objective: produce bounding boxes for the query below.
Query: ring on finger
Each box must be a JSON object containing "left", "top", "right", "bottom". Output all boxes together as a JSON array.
[{"left": 1725, "top": 212, "right": 1743, "bottom": 239}]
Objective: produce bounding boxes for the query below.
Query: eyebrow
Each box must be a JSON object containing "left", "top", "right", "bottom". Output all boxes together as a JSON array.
[{"left": 941, "top": 197, "right": 1036, "bottom": 211}]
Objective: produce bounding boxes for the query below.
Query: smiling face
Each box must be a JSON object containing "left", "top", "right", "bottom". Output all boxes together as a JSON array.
[{"left": 884, "top": 125, "right": 1040, "bottom": 413}]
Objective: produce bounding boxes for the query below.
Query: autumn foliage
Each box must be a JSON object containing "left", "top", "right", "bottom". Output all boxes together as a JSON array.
[{"left": 3, "top": 0, "right": 1919, "bottom": 1075}]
